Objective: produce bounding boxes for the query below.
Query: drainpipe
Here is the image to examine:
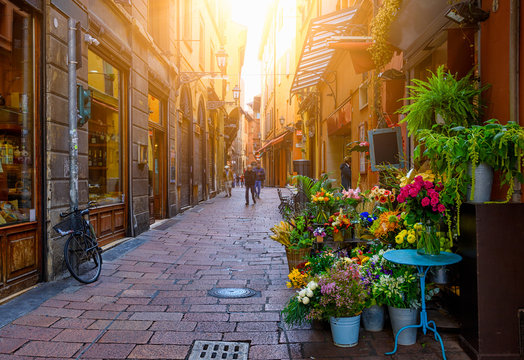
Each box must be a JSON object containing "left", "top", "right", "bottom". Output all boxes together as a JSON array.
[
  {"left": 68, "top": 18, "right": 78, "bottom": 211},
  {"left": 509, "top": 0, "right": 521, "bottom": 202},
  {"left": 509, "top": 0, "right": 519, "bottom": 124}
]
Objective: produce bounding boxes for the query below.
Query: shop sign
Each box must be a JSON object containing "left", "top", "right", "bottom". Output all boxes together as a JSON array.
[{"left": 296, "top": 129, "right": 303, "bottom": 137}]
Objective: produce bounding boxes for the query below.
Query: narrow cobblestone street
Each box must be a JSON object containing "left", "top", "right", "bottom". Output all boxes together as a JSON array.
[{"left": 0, "top": 188, "right": 470, "bottom": 359}]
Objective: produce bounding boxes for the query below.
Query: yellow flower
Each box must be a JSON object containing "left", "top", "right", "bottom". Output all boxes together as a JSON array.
[
  {"left": 407, "top": 234, "right": 416, "bottom": 244},
  {"left": 286, "top": 282, "right": 292, "bottom": 288},
  {"left": 395, "top": 235, "right": 404, "bottom": 244}
]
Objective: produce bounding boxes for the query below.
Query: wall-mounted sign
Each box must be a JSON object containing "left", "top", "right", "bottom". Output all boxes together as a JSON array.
[{"left": 296, "top": 129, "right": 303, "bottom": 137}]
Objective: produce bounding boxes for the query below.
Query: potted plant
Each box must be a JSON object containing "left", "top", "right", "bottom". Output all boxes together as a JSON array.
[
  {"left": 270, "top": 216, "right": 314, "bottom": 272},
  {"left": 398, "top": 65, "right": 487, "bottom": 135},
  {"left": 373, "top": 257, "right": 421, "bottom": 346},
  {"left": 309, "top": 260, "right": 370, "bottom": 347},
  {"left": 325, "top": 209, "right": 353, "bottom": 242},
  {"left": 415, "top": 120, "right": 524, "bottom": 232}
]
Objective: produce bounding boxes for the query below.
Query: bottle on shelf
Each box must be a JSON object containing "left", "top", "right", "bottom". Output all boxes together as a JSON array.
[
  {"left": 98, "top": 150, "right": 102, "bottom": 167},
  {"left": 88, "top": 150, "right": 92, "bottom": 166}
]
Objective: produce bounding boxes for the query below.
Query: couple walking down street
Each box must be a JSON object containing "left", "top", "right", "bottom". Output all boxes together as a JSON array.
[{"left": 244, "top": 163, "right": 265, "bottom": 205}]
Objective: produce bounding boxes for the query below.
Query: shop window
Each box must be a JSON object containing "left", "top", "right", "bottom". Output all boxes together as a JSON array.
[
  {"left": 88, "top": 50, "right": 122, "bottom": 206},
  {"left": 148, "top": 94, "right": 161, "bottom": 124},
  {"left": 0, "top": 6, "right": 35, "bottom": 226}
]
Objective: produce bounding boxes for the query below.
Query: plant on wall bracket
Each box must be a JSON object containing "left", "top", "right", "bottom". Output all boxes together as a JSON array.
[{"left": 368, "top": 0, "right": 403, "bottom": 128}]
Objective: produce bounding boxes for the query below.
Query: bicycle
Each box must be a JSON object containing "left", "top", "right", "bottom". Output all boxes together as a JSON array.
[{"left": 53, "top": 201, "right": 102, "bottom": 284}]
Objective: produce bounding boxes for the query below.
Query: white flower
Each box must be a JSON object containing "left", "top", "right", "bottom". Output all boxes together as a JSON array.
[
  {"left": 302, "top": 297, "right": 310, "bottom": 305},
  {"left": 298, "top": 289, "right": 307, "bottom": 297},
  {"left": 305, "top": 289, "right": 313, "bottom": 298},
  {"left": 307, "top": 281, "right": 318, "bottom": 291}
]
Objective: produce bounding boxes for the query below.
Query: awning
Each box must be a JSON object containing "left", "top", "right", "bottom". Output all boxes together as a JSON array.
[
  {"left": 257, "top": 130, "right": 291, "bottom": 154},
  {"left": 329, "top": 42, "right": 375, "bottom": 74},
  {"left": 290, "top": 7, "right": 358, "bottom": 94}
]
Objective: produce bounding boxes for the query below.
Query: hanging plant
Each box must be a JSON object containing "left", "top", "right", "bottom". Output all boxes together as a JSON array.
[
  {"left": 368, "top": 0, "right": 402, "bottom": 69},
  {"left": 368, "top": 0, "right": 402, "bottom": 127}
]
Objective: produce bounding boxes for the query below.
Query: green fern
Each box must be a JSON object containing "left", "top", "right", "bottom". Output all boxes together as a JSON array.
[{"left": 399, "top": 66, "right": 488, "bottom": 135}]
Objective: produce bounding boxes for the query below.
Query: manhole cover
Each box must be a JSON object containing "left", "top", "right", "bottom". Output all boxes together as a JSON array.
[
  {"left": 188, "top": 341, "right": 249, "bottom": 360},
  {"left": 207, "top": 287, "right": 257, "bottom": 299}
]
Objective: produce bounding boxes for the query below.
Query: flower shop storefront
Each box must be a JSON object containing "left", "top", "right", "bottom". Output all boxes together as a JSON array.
[{"left": 270, "top": 64, "right": 524, "bottom": 358}]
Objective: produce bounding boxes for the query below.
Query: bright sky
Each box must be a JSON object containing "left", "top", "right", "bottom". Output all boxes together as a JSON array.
[{"left": 229, "top": 0, "right": 273, "bottom": 107}]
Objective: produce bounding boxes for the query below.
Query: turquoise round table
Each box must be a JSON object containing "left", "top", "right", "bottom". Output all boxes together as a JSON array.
[{"left": 383, "top": 249, "right": 462, "bottom": 360}]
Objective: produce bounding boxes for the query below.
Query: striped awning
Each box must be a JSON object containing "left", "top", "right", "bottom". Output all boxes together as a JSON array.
[{"left": 290, "top": 7, "right": 358, "bottom": 94}]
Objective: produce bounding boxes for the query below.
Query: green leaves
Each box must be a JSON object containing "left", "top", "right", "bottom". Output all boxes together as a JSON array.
[{"left": 399, "top": 65, "right": 488, "bottom": 135}]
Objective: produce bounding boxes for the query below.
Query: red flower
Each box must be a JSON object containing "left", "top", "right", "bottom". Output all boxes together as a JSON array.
[
  {"left": 437, "top": 204, "right": 446, "bottom": 213},
  {"left": 424, "top": 181, "right": 434, "bottom": 189},
  {"left": 379, "top": 195, "right": 388, "bottom": 204},
  {"left": 421, "top": 197, "right": 431, "bottom": 207},
  {"left": 430, "top": 197, "right": 439, "bottom": 206}
]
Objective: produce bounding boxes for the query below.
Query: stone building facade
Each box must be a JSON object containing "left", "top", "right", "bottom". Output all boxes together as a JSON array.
[{"left": 0, "top": 0, "right": 245, "bottom": 297}]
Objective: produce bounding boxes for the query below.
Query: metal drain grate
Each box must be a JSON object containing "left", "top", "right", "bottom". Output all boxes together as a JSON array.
[
  {"left": 207, "top": 288, "right": 257, "bottom": 299},
  {"left": 188, "top": 341, "right": 249, "bottom": 360}
]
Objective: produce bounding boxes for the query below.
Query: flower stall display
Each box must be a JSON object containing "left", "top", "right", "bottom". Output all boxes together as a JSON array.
[
  {"left": 286, "top": 267, "right": 309, "bottom": 289},
  {"left": 369, "top": 210, "right": 401, "bottom": 244},
  {"left": 397, "top": 176, "right": 447, "bottom": 255},
  {"left": 310, "top": 188, "right": 338, "bottom": 223}
]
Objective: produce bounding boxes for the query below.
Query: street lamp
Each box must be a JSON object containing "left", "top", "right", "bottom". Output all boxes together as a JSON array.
[
  {"left": 215, "top": 47, "right": 228, "bottom": 74},
  {"left": 181, "top": 48, "right": 229, "bottom": 84},
  {"left": 232, "top": 85, "right": 241, "bottom": 102}
]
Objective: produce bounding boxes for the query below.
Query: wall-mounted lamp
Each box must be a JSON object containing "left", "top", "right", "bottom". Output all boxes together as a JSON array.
[
  {"left": 232, "top": 85, "right": 241, "bottom": 102},
  {"left": 445, "top": 2, "right": 489, "bottom": 24},
  {"left": 84, "top": 34, "right": 100, "bottom": 46}
]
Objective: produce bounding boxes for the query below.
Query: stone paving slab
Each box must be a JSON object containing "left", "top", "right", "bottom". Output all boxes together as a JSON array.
[{"left": 0, "top": 187, "right": 470, "bottom": 359}]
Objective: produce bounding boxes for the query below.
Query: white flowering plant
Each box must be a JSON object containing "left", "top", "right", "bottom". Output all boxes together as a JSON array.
[
  {"left": 282, "top": 281, "right": 321, "bottom": 326},
  {"left": 372, "top": 263, "right": 420, "bottom": 309}
]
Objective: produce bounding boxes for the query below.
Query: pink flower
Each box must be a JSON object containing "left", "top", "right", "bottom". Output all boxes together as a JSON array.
[
  {"left": 408, "top": 188, "right": 419, "bottom": 198},
  {"left": 424, "top": 181, "right": 434, "bottom": 189},
  {"left": 430, "top": 197, "right": 439, "bottom": 206},
  {"left": 435, "top": 182, "right": 444, "bottom": 192},
  {"left": 359, "top": 141, "right": 369, "bottom": 147},
  {"left": 437, "top": 204, "right": 446, "bottom": 213},
  {"left": 397, "top": 194, "right": 406, "bottom": 203},
  {"left": 421, "top": 197, "right": 431, "bottom": 207},
  {"left": 414, "top": 176, "right": 424, "bottom": 185}
]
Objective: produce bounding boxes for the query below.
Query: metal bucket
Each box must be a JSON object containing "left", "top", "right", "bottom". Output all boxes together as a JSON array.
[
  {"left": 467, "top": 163, "right": 493, "bottom": 203},
  {"left": 388, "top": 306, "right": 419, "bottom": 346},
  {"left": 330, "top": 315, "right": 361, "bottom": 347}
]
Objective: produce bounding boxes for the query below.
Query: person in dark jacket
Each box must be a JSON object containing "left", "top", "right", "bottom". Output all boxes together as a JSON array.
[
  {"left": 340, "top": 156, "right": 352, "bottom": 190},
  {"left": 244, "top": 165, "right": 257, "bottom": 205},
  {"left": 254, "top": 162, "right": 265, "bottom": 199}
]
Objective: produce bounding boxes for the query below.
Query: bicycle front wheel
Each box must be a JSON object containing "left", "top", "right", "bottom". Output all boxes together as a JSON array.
[{"left": 64, "top": 233, "right": 102, "bottom": 284}]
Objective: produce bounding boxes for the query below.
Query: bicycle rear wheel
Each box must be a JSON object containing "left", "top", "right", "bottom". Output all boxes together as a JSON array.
[{"left": 64, "top": 233, "right": 102, "bottom": 284}]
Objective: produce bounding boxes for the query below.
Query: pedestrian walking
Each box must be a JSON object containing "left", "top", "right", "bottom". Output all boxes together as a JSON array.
[
  {"left": 223, "top": 165, "right": 234, "bottom": 197},
  {"left": 340, "top": 156, "right": 352, "bottom": 190},
  {"left": 254, "top": 162, "right": 265, "bottom": 199},
  {"left": 244, "top": 165, "right": 256, "bottom": 205}
]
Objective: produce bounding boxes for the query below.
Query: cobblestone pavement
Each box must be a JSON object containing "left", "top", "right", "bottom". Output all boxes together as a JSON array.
[{"left": 0, "top": 187, "right": 471, "bottom": 359}]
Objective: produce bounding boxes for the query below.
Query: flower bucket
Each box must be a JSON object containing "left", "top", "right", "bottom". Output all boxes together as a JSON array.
[
  {"left": 316, "top": 235, "right": 324, "bottom": 243},
  {"left": 330, "top": 315, "right": 361, "bottom": 347},
  {"left": 417, "top": 224, "right": 440, "bottom": 256},
  {"left": 467, "top": 163, "right": 493, "bottom": 203},
  {"left": 362, "top": 305, "right": 385, "bottom": 332},
  {"left": 333, "top": 232, "right": 343, "bottom": 242},
  {"left": 429, "top": 266, "right": 448, "bottom": 285},
  {"left": 388, "top": 306, "right": 418, "bottom": 346},
  {"left": 285, "top": 247, "right": 311, "bottom": 273}
]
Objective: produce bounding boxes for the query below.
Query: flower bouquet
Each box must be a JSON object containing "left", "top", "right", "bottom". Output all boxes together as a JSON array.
[
  {"left": 311, "top": 188, "right": 338, "bottom": 223},
  {"left": 397, "top": 176, "right": 446, "bottom": 255},
  {"left": 282, "top": 280, "right": 321, "bottom": 326},
  {"left": 326, "top": 208, "right": 353, "bottom": 241}
]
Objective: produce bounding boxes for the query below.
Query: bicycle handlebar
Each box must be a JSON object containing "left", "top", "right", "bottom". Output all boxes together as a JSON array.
[{"left": 59, "top": 201, "right": 98, "bottom": 218}]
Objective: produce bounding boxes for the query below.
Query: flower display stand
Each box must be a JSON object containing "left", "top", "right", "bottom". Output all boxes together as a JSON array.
[{"left": 458, "top": 203, "right": 524, "bottom": 360}]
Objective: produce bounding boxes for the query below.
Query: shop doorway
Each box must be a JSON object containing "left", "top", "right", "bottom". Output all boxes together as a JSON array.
[{"left": 148, "top": 127, "right": 165, "bottom": 222}]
